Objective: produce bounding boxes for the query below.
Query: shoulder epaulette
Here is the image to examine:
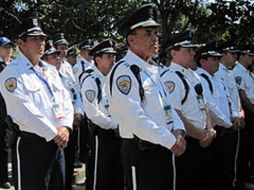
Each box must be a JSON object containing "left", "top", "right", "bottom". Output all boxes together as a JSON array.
[
  {"left": 81, "top": 61, "right": 85, "bottom": 73},
  {"left": 175, "top": 71, "right": 189, "bottom": 105},
  {"left": 160, "top": 69, "right": 170, "bottom": 77},
  {"left": 130, "top": 65, "right": 145, "bottom": 102},
  {"left": 200, "top": 73, "right": 213, "bottom": 94},
  {"left": 80, "top": 69, "right": 94, "bottom": 87}
]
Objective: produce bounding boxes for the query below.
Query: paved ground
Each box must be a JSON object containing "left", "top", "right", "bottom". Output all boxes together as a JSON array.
[
  {"left": 0, "top": 163, "right": 86, "bottom": 190},
  {"left": 2, "top": 163, "right": 254, "bottom": 190}
]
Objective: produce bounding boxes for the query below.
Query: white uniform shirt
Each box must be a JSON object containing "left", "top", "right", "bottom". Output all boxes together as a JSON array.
[
  {"left": 59, "top": 72, "right": 83, "bottom": 115},
  {"left": 106, "top": 50, "right": 185, "bottom": 150},
  {"left": 196, "top": 68, "right": 232, "bottom": 128},
  {"left": 251, "top": 72, "right": 254, "bottom": 81},
  {"left": 0, "top": 54, "right": 74, "bottom": 141},
  {"left": 45, "top": 63, "right": 83, "bottom": 115},
  {"left": 59, "top": 59, "right": 83, "bottom": 113},
  {"left": 215, "top": 63, "right": 241, "bottom": 117},
  {"left": 162, "top": 63, "right": 207, "bottom": 129},
  {"left": 73, "top": 57, "right": 93, "bottom": 86},
  {"left": 81, "top": 66, "right": 117, "bottom": 130},
  {"left": 59, "top": 59, "right": 75, "bottom": 80},
  {"left": 232, "top": 63, "right": 254, "bottom": 104}
]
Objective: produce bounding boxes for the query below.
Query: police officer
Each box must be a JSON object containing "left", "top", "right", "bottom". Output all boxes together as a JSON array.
[
  {"left": 53, "top": 33, "right": 75, "bottom": 80},
  {"left": 72, "top": 39, "right": 94, "bottom": 167},
  {"left": 0, "top": 17, "right": 74, "bottom": 190},
  {"left": 216, "top": 45, "right": 244, "bottom": 127},
  {"left": 41, "top": 43, "right": 61, "bottom": 69},
  {"left": 232, "top": 47, "right": 254, "bottom": 186},
  {"left": 42, "top": 42, "right": 83, "bottom": 190},
  {"left": 106, "top": 4, "right": 186, "bottom": 190},
  {"left": 160, "top": 31, "right": 216, "bottom": 190},
  {"left": 80, "top": 39, "right": 124, "bottom": 190},
  {"left": 0, "top": 36, "right": 14, "bottom": 189},
  {"left": 73, "top": 39, "right": 94, "bottom": 86},
  {"left": 53, "top": 34, "right": 83, "bottom": 142},
  {"left": 195, "top": 46, "right": 232, "bottom": 128},
  {"left": 196, "top": 45, "right": 242, "bottom": 190},
  {"left": 66, "top": 47, "right": 78, "bottom": 66}
]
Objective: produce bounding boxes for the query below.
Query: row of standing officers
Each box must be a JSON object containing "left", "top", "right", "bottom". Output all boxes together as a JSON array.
[{"left": 1, "top": 3, "right": 254, "bottom": 190}]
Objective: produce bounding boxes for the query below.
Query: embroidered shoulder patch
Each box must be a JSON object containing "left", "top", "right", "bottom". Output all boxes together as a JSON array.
[
  {"left": 4, "top": 77, "right": 17, "bottom": 93},
  {"left": 235, "top": 76, "right": 242, "bottom": 85},
  {"left": 164, "top": 81, "right": 175, "bottom": 94},
  {"left": 116, "top": 75, "right": 131, "bottom": 95},
  {"left": 85, "top": 90, "right": 95, "bottom": 103}
]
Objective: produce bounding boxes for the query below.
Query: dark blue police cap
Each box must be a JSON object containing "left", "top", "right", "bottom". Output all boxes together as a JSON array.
[
  {"left": 53, "top": 33, "right": 69, "bottom": 46},
  {"left": 120, "top": 4, "right": 160, "bottom": 37},
  {"left": 91, "top": 39, "right": 116, "bottom": 57},
  {"left": 215, "top": 40, "right": 239, "bottom": 54},
  {"left": 240, "top": 46, "right": 254, "bottom": 56},
  {"left": 162, "top": 30, "right": 198, "bottom": 51},
  {"left": 223, "top": 46, "right": 240, "bottom": 53},
  {"left": 42, "top": 41, "right": 60, "bottom": 59},
  {"left": 196, "top": 41, "right": 222, "bottom": 59},
  {"left": 0, "top": 37, "right": 14, "bottom": 46},
  {"left": 67, "top": 48, "right": 77, "bottom": 57},
  {"left": 17, "top": 17, "right": 46, "bottom": 38},
  {"left": 115, "top": 42, "right": 128, "bottom": 53},
  {"left": 80, "top": 39, "right": 94, "bottom": 50}
]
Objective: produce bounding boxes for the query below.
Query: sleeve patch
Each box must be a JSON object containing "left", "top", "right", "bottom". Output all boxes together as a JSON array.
[
  {"left": 235, "top": 76, "right": 242, "bottom": 85},
  {"left": 116, "top": 75, "right": 131, "bottom": 95},
  {"left": 164, "top": 81, "right": 175, "bottom": 94},
  {"left": 85, "top": 89, "right": 95, "bottom": 103},
  {"left": 4, "top": 77, "right": 17, "bottom": 93}
]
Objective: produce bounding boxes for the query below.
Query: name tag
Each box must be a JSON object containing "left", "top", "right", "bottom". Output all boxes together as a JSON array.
[
  {"left": 52, "top": 102, "right": 64, "bottom": 119},
  {"left": 164, "top": 105, "right": 172, "bottom": 124},
  {"left": 197, "top": 95, "right": 206, "bottom": 110}
]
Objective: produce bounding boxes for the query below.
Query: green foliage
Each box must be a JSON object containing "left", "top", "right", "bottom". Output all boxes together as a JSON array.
[{"left": 1, "top": 0, "right": 254, "bottom": 47}]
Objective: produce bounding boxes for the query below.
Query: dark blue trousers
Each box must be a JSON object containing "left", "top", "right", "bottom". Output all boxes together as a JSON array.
[
  {"left": 122, "top": 138, "right": 174, "bottom": 190},
  {"left": 0, "top": 120, "right": 8, "bottom": 184},
  {"left": 91, "top": 127, "right": 124, "bottom": 190},
  {"left": 12, "top": 133, "right": 65, "bottom": 190}
]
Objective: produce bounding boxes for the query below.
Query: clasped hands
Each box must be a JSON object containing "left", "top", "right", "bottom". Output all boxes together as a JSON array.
[{"left": 54, "top": 126, "right": 70, "bottom": 149}]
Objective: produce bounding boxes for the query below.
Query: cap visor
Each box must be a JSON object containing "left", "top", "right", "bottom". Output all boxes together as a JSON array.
[
  {"left": 26, "top": 32, "right": 47, "bottom": 37},
  {"left": 103, "top": 50, "right": 117, "bottom": 54},
  {"left": 181, "top": 44, "right": 199, "bottom": 48}
]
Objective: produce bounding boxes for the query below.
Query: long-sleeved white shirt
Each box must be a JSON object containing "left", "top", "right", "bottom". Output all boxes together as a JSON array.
[
  {"left": 106, "top": 50, "right": 185, "bottom": 150},
  {"left": 0, "top": 54, "right": 74, "bottom": 141}
]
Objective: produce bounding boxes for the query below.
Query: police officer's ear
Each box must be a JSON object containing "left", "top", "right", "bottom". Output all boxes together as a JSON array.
[
  {"left": 94, "top": 55, "right": 101, "bottom": 65},
  {"left": 127, "top": 34, "right": 135, "bottom": 47},
  {"left": 16, "top": 38, "right": 26, "bottom": 48},
  {"left": 170, "top": 48, "right": 178, "bottom": 58},
  {"left": 199, "top": 58, "right": 206, "bottom": 67}
]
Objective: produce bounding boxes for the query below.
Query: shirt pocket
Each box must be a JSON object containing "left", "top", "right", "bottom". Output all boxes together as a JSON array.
[
  {"left": 143, "top": 80, "right": 163, "bottom": 114},
  {"left": 23, "top": 80, "right": 45, "bottom": 106}
]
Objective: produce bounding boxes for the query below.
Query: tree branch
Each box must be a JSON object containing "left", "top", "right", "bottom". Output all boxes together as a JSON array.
[{"left": 0, "top": 7, "right": 22, "bottom": 24}]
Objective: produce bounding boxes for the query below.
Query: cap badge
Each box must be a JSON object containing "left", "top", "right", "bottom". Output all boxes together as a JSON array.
[{"left": 32, "top": 18, "right": 39, "bottom": 26}]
